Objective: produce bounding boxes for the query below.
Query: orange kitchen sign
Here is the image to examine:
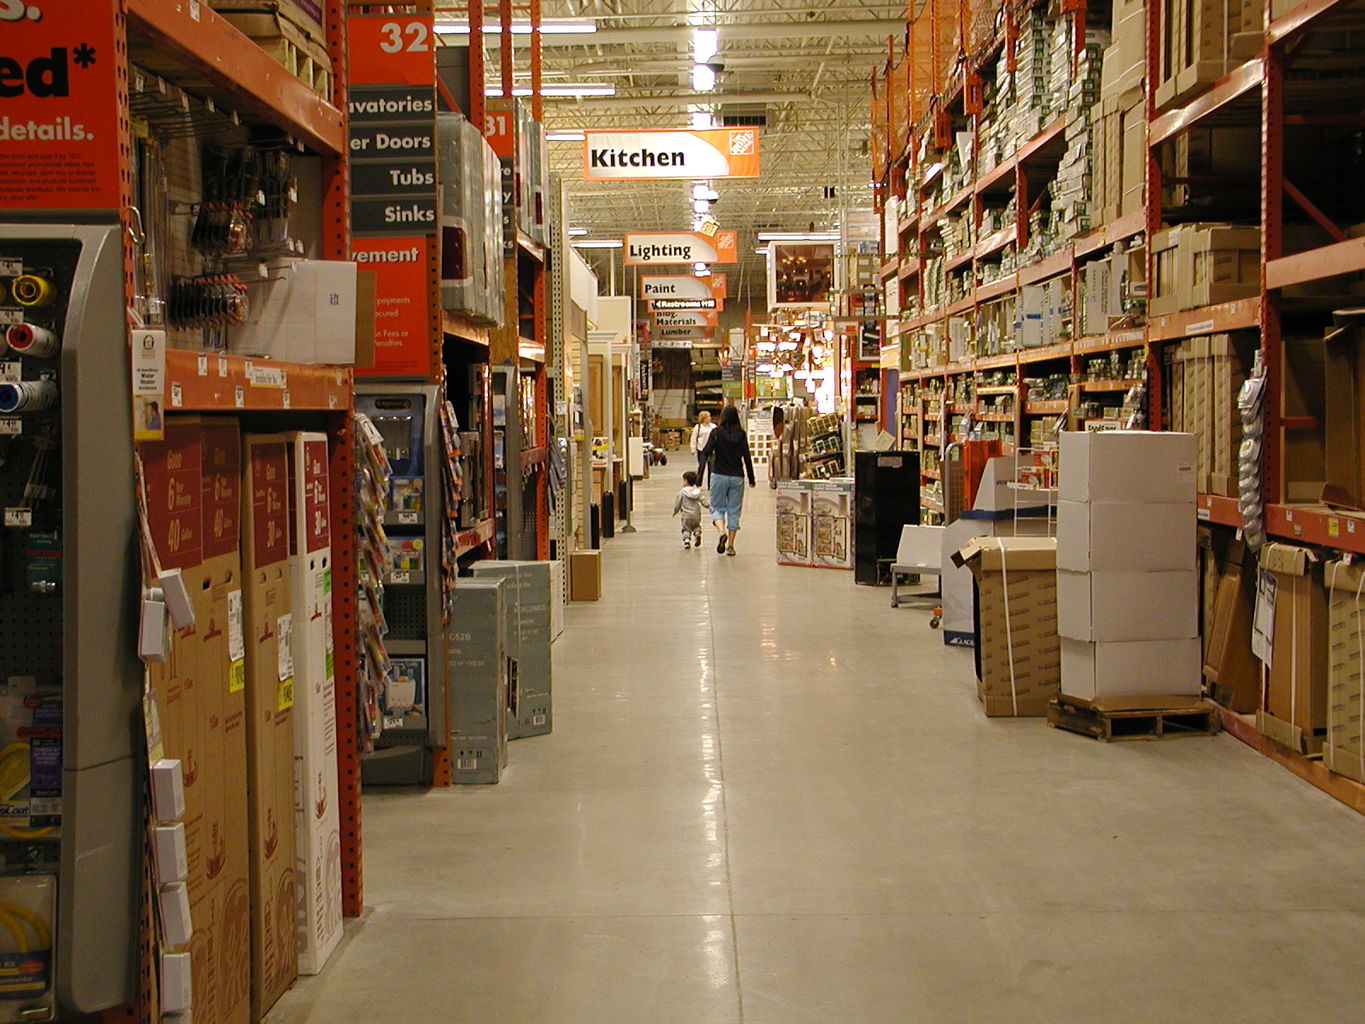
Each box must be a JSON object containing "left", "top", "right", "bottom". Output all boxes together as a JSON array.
[
  {"left": 640, "top": 274, "right": 727, "bottom": 301},
  {"left": 584, "top": 128, "right": 759, "bottom": 181},
  {"left": 624, "top": 231, "right": 738, "bottom": 266},
  {"left": 0, "top": 2, "right": 122, "bottom": 211}
]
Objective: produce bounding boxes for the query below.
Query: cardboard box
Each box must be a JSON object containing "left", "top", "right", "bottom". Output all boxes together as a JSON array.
[
  {"left": 1058, "top": 569, "right": 1199, "bottom": 642},
  {"left": 1062, "top": 636, "right": 1203, "bottom": 702},
  {"left": 208, "top": 0, "right": 324, "bottom": 40},
  {"left": 952, "top": 537, "right": 1060, "bottom": 717},
  {"left": 569, "top": 549, "right": 601, "bottom": 601},
  {"left": 283, "top": 432, "right": 343, "bottom": 974},
  {"left": 1059, "top": 430, "right": 1198, "bottom": 504},
  {"left": 1056, "top": 500, "right": 1196, "bottom": 572},
  {"left": 241, "top": 435, "right": 300, "bottom": 1015},
  {"left": 447, "top": 578, "right": 510, "bottom": 783},
  {"left": 231, "top": 259, "right": 359, "bottom": 365},
  {"left": 1324, "top": 322, "right": 1365, "bottom": 507},
  {"left": 1202, "top": 539, "right": 1261, "bottom": 712},
  {"left": 1257, "top": 543, "right": 1328, "bottom": 754},
  {"left": 1323, "top": 560, "right": 1365, "bottom": 782},
  {"left": 1149, "top": 224, "right": 1260, "bottom": 313}
]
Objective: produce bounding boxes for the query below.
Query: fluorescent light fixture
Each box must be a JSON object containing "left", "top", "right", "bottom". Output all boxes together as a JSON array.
[
  {"left": 757, "top": 231, "right": 840, "bottom": 241},
  {"left": 484, "top": 84, "right": 616, "bottom": 97},
  {"left": 692, "top": 28, "right": 719, "bottom": 64},
  {"left": 567, "top": 228, "right": 589, "bottom": 237},
  {"left": 570, "top": 239, "right": 623, "bottom": 249},
  {"left": 691, "top": 184, "right": 719, "bottom": 202},
  {"left": 437, "top": 20, "right": 596, "bottom": 34},
  {"left": 777, "top": 341, "right": 798, "bottom": 351},
  {"left": 693, "top": 262, "right": 711, "bottom": 277},
  {"left": 547, "top": 131, "right": 586, "bottom": 142},
  {"left": 690, "top": 64, "right": 716, "bottom": 92},
  {"left": 756, "top": 363, "right": 776, "bottom": 373},
  {"left": 754, "top": 247, "right": 768, "bottom": 255},
  {"left": 690, "top": 109, "right": 718, "bottom": 129},
  {"left": 691, "top": 199, "right": 710, "bottom": 214}
]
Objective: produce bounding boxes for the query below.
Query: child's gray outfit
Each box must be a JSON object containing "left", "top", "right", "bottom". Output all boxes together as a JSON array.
[{"left": 673, "top": 484, "right": 709, "bottom": 546}]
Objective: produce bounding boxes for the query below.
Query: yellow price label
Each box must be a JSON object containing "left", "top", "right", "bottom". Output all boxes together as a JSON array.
[
  {"left": 277, "top": 677, "right": 295, "bottom": 712},
  {"left": 228, "top": 659, "right": 246, "bottom": 694}
]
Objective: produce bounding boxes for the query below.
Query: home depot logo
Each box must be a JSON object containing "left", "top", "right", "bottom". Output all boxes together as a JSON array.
[{"left": 729, "top": 130, "right": 755, "bottom": 155}]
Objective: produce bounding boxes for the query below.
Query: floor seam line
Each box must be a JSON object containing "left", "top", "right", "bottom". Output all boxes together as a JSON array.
[{"left": 705, "top": 537, "right": 746, "bottom": 1024}]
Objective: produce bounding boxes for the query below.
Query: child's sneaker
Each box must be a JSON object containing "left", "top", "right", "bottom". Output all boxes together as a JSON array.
[
  {"left": 693, "top": 529, "right": 703, "bottom": 547},
  {"left": 683, "top": 535, "right": 691, "bottom": 549}
]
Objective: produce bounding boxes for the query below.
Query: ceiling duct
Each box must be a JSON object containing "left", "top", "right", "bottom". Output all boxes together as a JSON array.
[{"left": 721, "top": 103, "right": 767, "bottom": 128}]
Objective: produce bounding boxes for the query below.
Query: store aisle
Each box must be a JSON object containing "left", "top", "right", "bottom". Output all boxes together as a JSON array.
[{"left": 269, "top": 471, "right": 1365, "bottom": 1024}]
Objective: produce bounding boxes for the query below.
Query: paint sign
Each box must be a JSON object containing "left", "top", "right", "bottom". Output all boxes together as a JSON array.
[
  {"left": 623, "top": 231, "right": 737, "bottom": 265},
  {"left": 583, "top": 128, "right": 760, "bottom": 181},
  {"left": 0, "top": 2, "right": 122, "bottom": 210},
  {"left": 639, "top": 274, "right": 727, "bottom": 301}
]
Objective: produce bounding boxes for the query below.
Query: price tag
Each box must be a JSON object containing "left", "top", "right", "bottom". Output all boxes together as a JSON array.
[
  {"left": 3, "top": 508, "right": 31, "bottom": 527},
  {"left": 1329, "top": 518, "right": 1341, "bottom": 538},
  {"left": 277, "top": 678, "right": 295, "bottom": 711},
  {"left": 398, "top": 511, "right": 418, "bottom": 524},
  {"left": 227, "top": 590, "right": 245, "bottom": 662},
  {"left": 234, "top": 386, "right": 245, "bottom": 408},
  {"left": 189, "top": 0, "right": 200, "bottom": 20},
  {"left": 383, "top": 715, "right": 405, "bottom": 731},
  {"left": 391, "top": 571, "right": 411, "bottom": 584},
  {"left": 170, "top": 381, "right": 183, "bottom": 407},
  {"left": 197, "top": 354, "right": 208, "bottom": 376},
  {"left": 282, "top": 391, "right": 291, "bottom": 410},
  {"left": 1196, "top": 507, "right": 1211, "bottom": 521},
  {"left": 0, "top": 363, "right": 21, "bottom": 383},
  {"left": 0, "top": 418, "right": 21, "bottom": 436},
  {"left": 217, "top": 356, "right": 228, "bottom": 377},
  {"left": 228, "top": 659, "right": 245, "bottom": 694},
  {"left": 0, "top": 260, "right": 22, "bottom": 277},
  {"left": 277, "top": 614, "right": 294, "bottom": 682},
  {"left": 247, "top": 365, "right": 287, "bottom": 388},
  {"left": 0, "top": 311, "right": 21, "bottom": 326}
]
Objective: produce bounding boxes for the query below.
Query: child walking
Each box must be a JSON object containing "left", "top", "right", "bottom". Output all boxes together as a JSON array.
[{"left": 672, "top": 470, "right": 709, "bottom": 549}]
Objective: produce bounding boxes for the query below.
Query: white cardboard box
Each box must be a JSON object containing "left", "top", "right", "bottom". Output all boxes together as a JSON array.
[
  {"left": 284, "top": 431, "right": 343, "bottom": 974},
  {"left": 160, "top": 952, "right": 194, "bottom": 1013},
  {"left": 1057, "top": 569, "right": 1199, "bottom": 642},
  {"left": 1059, "top": 430, "right": 1198, "bottom": 503},
  {"left": 233, "top": 259, "right": 358, "bottom": 364},
  {"left": 1056, "top": 499, "right": 1197, "bottom": 572},
  {"left": 1061, "top": 636, "right": 1203, "bottom": 701}
]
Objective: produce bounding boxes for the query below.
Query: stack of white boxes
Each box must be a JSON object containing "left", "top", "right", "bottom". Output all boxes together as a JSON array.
[
  {"left": 1057, "top": 431, "right": 1202, "bottom": 702},
  {"left": 470, "top": 560, "right": 555, "bottom": 738}
]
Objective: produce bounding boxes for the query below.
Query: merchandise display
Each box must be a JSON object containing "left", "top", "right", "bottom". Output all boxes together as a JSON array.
[
  {"left": 470, "top": 560, "right": 557, "bottom": 738},
  {"left": 447, "top": 578, "right": 511, "bottom": 784}
]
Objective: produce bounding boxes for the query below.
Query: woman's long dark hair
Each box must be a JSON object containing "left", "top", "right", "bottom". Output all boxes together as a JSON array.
[{"left": 719, "top": 405, "right": 742, "bottom": 429}]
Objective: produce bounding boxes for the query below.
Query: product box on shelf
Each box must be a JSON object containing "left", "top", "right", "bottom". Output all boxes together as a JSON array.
[
  {"left": 209, "top": 0, "right": 324, "bottom": 39},
  {"left": 1324, "top": 560, "right": 1365, "bottom": 783},
  {"left": 241, "top": 434, "right": 299, "bottom": 1015},
  {"left": 953, "top": 537, "right": 1060, "bottom": 717},
  {"left": 1059, "top": 430, "right": 1197, "bottom": 504},
  {"left": 1202, "top": 538, "right": 1261, "bottom": 712},
  {"left": 215, "top": 7, "right": 331, "bottom": 98},
  {"left": 1149, "top": 224, "right": 1260, "bottom": 315},
  {"left": 1062, "top": 636, "right": 1203, "bottom": 702},
  {"left": 231, "top": 259, "right": 361, "bottom": 365},
  {"left": 470, "top": 561, "right": 555, "bottom": 738},
  {"left": 1256, "top": 544, "right": 1329, "bottom": 754},
  {"left": 1155, "top": 0, "right": 1254, "bottom": 110},
  {"left": 283, "top": 432, "right": 342, "bottom": 974},
  {"left": 447, "top": 578, "right": 510, "bottom": 783},
  {"left": 1056, "top": 500, "right": 1196, "bottom": 572},
  {"left": 1325, "top": 319, "right": 1365, "bottom": 508},
  {"left": 1057, "top": 569, "right": 1199, "bottom": 642}
]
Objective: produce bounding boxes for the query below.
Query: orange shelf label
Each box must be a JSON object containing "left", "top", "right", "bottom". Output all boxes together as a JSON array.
[{"left": 0, "top": 4, "right": 121, "bottom": 210}]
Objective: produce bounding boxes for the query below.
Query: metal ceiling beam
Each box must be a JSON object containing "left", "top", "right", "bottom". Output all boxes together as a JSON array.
[
  {"left": 525, "top": 19, "right": 905, "bottom": 45},
  {"left": 550, "top": 89, "right": 812, "bottom": 107}
]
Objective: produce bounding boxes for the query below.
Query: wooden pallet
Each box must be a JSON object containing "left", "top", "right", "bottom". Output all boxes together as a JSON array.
[{"left": 1047, "top": 696, "right": 1221, "bottom": 742}]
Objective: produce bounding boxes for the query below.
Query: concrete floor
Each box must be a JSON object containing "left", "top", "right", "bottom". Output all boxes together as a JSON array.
[{"left": 268, "top": 470, "right": 1365, "bottom": 1024}]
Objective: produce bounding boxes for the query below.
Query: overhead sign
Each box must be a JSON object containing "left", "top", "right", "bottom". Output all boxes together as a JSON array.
[
  {"left": 584, "top": 128, "right": 760, "bottom": 181},
  {"left": 656, "top": 326, "right": 714, "bottom": 341},
  {"left": 652, "top": 310, "right": 718, "bottom": 328},
  {"left": 0, "top": 4, "right": 121, "bottom": 210},
  {"left": 640, "top": 274, "right": 727, "bottom": 301},
  {"left": 650, "top": 298, "right": 719, "bottom": 311},
  {"left": 352, "top": 238, "right": 434, "bottom": 377},
  {"left": 624, "top": 231, "right": 738, "bottom": 266}
]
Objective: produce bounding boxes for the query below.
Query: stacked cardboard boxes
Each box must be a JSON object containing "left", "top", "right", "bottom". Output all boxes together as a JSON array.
[
  {"left": 953, "top": 537, "right": 1061, "bottom": 716},
  {"left": 1150, "top": 223, "right": 1261, "bottom": 315},
  {"left": 241, "top": 435, "right": 299, "bottom": 1017},
  {"left": 283, "top": 432, "right": 343, "bottom": 974},
  {"left": 438, "top": 112, "right": 506, "bottom": 326},
  {"left": 470, "top": 560, "right": 555, "bottom": 738},
  {"left": 1256, "top": 543, "right": 1329, "bottom": 754},
  {"left": 1168, "top": 333, "right": 1253, "bottom": 496},
  {"left": 1324, "top": 559, "right": 1365, "bottom": 783},
  {"left": 1155, "top": 0, "right": 1263, "bottom": 111},
  {"left": 142, "top": 418, "right": 251, "bottom": 1024},
  {"left": 1058, "top": 431, "right": 1202, "bottom": 702},
  {"left": 447, "top": 578, "right": 511, "bottom": 782}
]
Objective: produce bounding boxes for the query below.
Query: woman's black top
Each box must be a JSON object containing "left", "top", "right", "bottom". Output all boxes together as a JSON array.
[{"left": 701, "top": 425, "right": 756, "bottom": 486}]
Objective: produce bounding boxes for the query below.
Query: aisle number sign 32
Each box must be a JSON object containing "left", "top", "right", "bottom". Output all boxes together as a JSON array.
[{"left": 348, "top": 15, "right": 434, "bottom": 86}]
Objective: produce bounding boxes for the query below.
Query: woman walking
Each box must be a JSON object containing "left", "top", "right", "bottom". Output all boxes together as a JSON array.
[
  {"left": 689, "top": 410, "right": 715, "bottom": 483},
  {"left": 700, "top": 405, "right": 757, "bottom": 556}
]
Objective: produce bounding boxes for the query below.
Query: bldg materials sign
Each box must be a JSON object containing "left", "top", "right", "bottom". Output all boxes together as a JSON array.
[
  {"left": 583, "top": 128, "right": 760, "bottom": 181},
  {"left": 624, "top": 231, "right": 738, "bottom": 265},
  {"left": 652, "top": 310, "right": 718, "bottom": 328}
]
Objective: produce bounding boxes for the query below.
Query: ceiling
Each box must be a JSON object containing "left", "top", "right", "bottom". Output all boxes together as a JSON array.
[{"left": 436, "top": 1, "right": 901, "bottom": 308}]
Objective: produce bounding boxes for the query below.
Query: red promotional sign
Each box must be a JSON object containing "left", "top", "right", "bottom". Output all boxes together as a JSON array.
[
  {"left": 352, "top": 237, "right": 434, "bottom": 377},
  {"left": 347, "top": 15, "right": 436, "bottom": 86},
  {"left": 0, "top": 3, "right": 122, "bottom": 210}
]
